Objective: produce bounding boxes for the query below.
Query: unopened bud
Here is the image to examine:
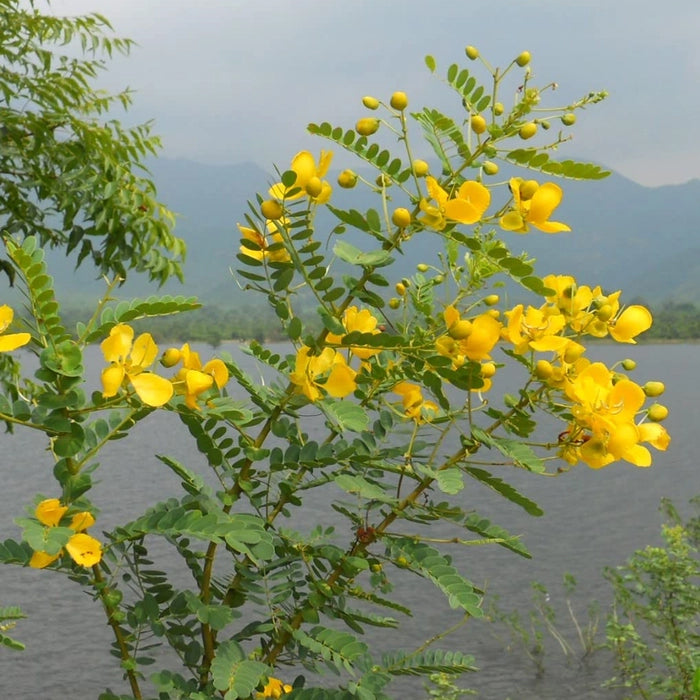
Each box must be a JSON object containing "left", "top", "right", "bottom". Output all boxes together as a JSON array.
[
  {"left": 356, "top": 117, "right": 380, "bottom": 136},
  {"left": 449, "top": 320, "right": 473, "bottom": 340},
  {"left": 392, "top": 208, "right": 411, "bottom": 228},
  {"left": 395, "top": 282, "right": 407, "bottom": 296},
  {"left": 390, "top": 91, "right": 408, "bottom": 110},
  {"left": 412, "top": 159, "right": 430, "bottom": 177},
  {"left": 643, "top": 381, "right": 665, "bottom": 397},
  {"left": 389, "top": 297, "right": 401, "bottom": 309},
  {"left": 260, "top": 199, "right": 283, "bottom": 220},
  {"left": 481, "top": 361, "right": 496, "bottom": 378},
  {"left": 362, "top": 95, "right": 380, "bottom": 110},
  {"left": 519, "top": 122, "right": 537, "bottom": 140},
  {"left": 493, "top": 102, "right": 504, "bottom": 116},
  {"left": 465, "top": 45, "right": 479, "bottom": 60},
  {"left": 484, "top": 294, "right": 499, "bottom": 306},
  {"left": 416, "top": 263, "right": 429, "bottom": 273},
  {"left": 482, "top": 161, "right": 499, "bottom": 176},
  {"left": 621, "top": 359, "right": 637, "bottom": 371},
  {"left": 519, "top": 179, "right": 539, "bottom": 200},
  {"left": 337, "top": 169, "right": 358, "bottom": 188},
  {"left": 561, "top": 113, "right": 577, "bottom": 126},
  {"left": 471, "top": 114, "right": 487, "bottom": 135},
  {"left": 535, "top": 360, "right": 553, "bottom": 380},
  {"left": 161, "top": 348, "right": 182, "bottom": 368},
  {"left": 515, "top": 51, "right": 532, "bottom": 67},
  {"left": 647, "top": 403, "right": 669, "bottom": 422},
  {"left": 305, "top": 176, "right": 323, "bottom": 198}
]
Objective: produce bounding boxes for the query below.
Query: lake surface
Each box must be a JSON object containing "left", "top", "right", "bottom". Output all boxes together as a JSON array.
[{"left": 1, "top": 342, "right": 696, "bottom": 699}]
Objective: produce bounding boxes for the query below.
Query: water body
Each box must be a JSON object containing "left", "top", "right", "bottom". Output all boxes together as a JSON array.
[{"left": 0, "top": 343, "right": 695, "bottom": 699}]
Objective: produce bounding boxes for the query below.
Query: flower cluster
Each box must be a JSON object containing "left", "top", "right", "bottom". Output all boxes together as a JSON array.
[
  {"left": 29, "top": 499, "right": 102, "bottom": 569},
  {"left": 100, "top": 324, "right": 229, "bottom": 409},
  {"left": 257, "top": 677, "right": 292, "bottom": 699}
]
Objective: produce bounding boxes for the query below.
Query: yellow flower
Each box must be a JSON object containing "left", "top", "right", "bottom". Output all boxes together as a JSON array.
[
  {"left": 257, "top": 677, "right": 293, "bottom": 699},
  {"left": 437, "top": 307, "right": 502, "bottom": 367},
  {"left": 29, "top": 500, "right": 102, "bottom": 569},
  {"left": 393, "top": 382, "right": 438, "bottom": 422},
  {"left": 101, "top": 324, "right": 174, "bottom": 407},
  {"left": 238, "top": 219, "right": 291, "bottom": 263},
  {"left": 290, "top": 346, "right": 357, "bottom": 402},
  {"left": 608, "top": 305, "right": 652, "bottom": 343},
  {"left": 269, "top": 150, "right": 333, "bottom": 204},
  {"left": 504, "top": 304, "right": 568, "bottom": 354},
  {"left": 499, "top": 178, "right": 570, "bottom": 233},
  {"left": 326, "top": 306, "right": 381, "bottom": 359},
  {"left": 419, "top": 177, "right": 490, "bottom": 230},
  {"left": 0, "top": 305, "right": 30, "bottom": 351},
  {"left": 170, "top": 343, "right": 229, "bottom": 410},
  {"left": 35, "top": 498, "right": 68, "bottom": 527}
]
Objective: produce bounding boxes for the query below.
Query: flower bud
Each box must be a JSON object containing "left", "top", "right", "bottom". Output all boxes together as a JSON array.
[
  {"left": 596, "top": 304, "right": 614, "bottom": 322},
  {"left": 515, "top": 51, "right": 531, "bottom": 67},
  {"left": 305, "top": 176, "right": 323, "bottom": 198},
  {"left": 375, "top": 174, "right": 392, "bottom": 188},
  {"left": 161, "top": 347, "right": 182, "bottom": 368},
  {"left": 465, "top": 45, "right": 479, "bottom": 60},
  {"left": 535, "top": 359, "right": 553, "bottom": 380},
  {"left": 481, "top": 361, "right": 496, "bottom": 378},
  {"left": 471, "top": 114, "right": 487, "bottom": 135},
  {"left": 337, "top": 169, "right": 358, "bottom": 188},
  {"left": 643, "top": 381, "right": 665, "bottom": 397},
  {"left": 416, "top": 263, "right": 429, "bottom": 272},
  {"left": 395, "top": 282, "right": 407, "bottom": 296},
  {"left": 540, "top": 120, "right": 551, "bottom": 130},
  {"left": 433, "top": 274, "right": 444, "bottom": 284},
  {"left": 449, "top": 320, "right": 473, "bottom": 340},
  {"left": 561, "top": 113, "right": 577, "bottom": 126},
  {"left": 260, "top": 199, "right": 283, "bottom": 220},
  {"left": 392, "top": 207, "right": 411, "bottom": 228},
  {"left": 519, "top": 179, "right": 539, "bottom": 200},
  {"left": 647, "top": 403, "right": 669, "bottom": 422},
  {"left": 484, "top": 294, "right": 500, "bottom": 306},
  {"left": 487, "top": 308, "right": 500, "bottom": 318},
  {"left": 412, "top": 159, "right": 430, "bottom": 177},
  {"left": 493, "top": 102, "right": 504, "bottom": 116},
  {"left": 389, "top": 297, "right": 401, "bottom": 310},
  {"left": 390, "top": 91, "right": 408, "bottom": 110},
  {"left": 356, "top": 117, "right": 380, "bottom": 136},
  {"left": 519, "top": 122, "right": 537, "bottom": 140},
  {"left": 482, "top": 161, "right": 499, "bottom": 176},
  {"left": 362, "top": 95, "right": 380, "bottom": 110},
  {"left": 621, "top": 359, "right": 637, "bottom": 371}
]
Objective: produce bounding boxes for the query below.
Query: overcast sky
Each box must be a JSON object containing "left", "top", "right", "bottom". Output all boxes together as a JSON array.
[{"left": 52, "top": 0, "right": 700, "bottom": 187}]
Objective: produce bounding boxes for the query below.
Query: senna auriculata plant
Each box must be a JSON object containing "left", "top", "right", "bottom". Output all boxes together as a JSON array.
[{"left": 1, "top": 42, "right": 671, "bottom": 700}]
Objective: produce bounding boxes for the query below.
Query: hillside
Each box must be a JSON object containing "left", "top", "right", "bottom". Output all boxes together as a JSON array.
[{"left": 37, "top": 158, "right": 700, "bottom": 308}]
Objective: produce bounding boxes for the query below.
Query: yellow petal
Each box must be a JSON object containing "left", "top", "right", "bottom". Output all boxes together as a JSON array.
[
  {"left": 425, "top": 176, "right": 448, "bottom": 206},
  {"left": 0, "top": 332, "right": 30, "bottom": 351},
  {"left": 499, "top": 211, "right": 527, "bottom": 232},
  {"left": 185, "top": 369, "right": 214, "bottom": 396},
  {"left": 0, "top": 305, "right": 13, "bottom": 332},
  {"left": 101, "top": 324, "right": 134, "bottom": 363},
  {"left": 101, "top": 364, "right": 126, "bottom": 398},
  {"left": 528, "top": 183, "right": 571, "bottom": 232},
  {"left": 609, "top": 305, "right": 652, "bottom": 343},
  {"left": 35, "top": 498, "right": 67, "bottom": 527},
  {"left": 29, "top": 550, "right": 61, "bottom": 569},
  {"left": 203, "top": 359, "right": 229, "bottom": 388},
  {"left": 129, "top": 372, "right": 174, "bottom": 407},
  {"left": 70, "top": 512, "right": 95, "bottom": 532},
  {"left": 317, "top": 150, "right": 333, "bottom": 178},
  {"left": 638, "top": 422, "right": 671, "bottom": 450},
  {"left": 290, "top": 151, "right": 316, "bottom": 188},
  {"left": 65, "top": 533, "right": 102, "bottom": 567},
  {"left": 324, "top": 362, "right": 357, "bottom": 398},
  {"left": 131, "top": 333, "right": 158, "bottom": 369},
  {"left": 444, "top": 198, "right": 483, "bottom": 224}
]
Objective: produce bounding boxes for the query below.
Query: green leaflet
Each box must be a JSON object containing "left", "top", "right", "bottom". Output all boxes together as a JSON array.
[
  {"left": 388, "top": 539, "right": 483, "bottom": 617},
  {"left": 464, "top": 466, "right": 544, "bottom": 516},
  {"left": 211, "top": 640, "right": 268, "bottom": 699},
  {"left": 321, "top": 400, "right": 370, "bottom": 434},
  {"left": 472, "top": 426, "right": 545, "bottom": 473},
  {"left": 380, "top": 648, "right": 478, "bottom": 676},
  {"left": 79, "top": 294, "right": 201, "bottom": 344},
  {"left": 333, "top": 240, "right": 393, "bottom": 268},
  {"left": 291, "top": 626, "right": 370, "bottom": 675},
  {"left": 505, "top": 148, "right": 610, "bottom": 180}
]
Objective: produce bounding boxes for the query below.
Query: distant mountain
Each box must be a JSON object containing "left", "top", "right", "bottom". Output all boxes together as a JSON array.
[{"left": 42, "top": 158, "right": 700, "bottom": 308}]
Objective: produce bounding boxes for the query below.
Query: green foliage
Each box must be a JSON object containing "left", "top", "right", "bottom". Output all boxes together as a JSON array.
[
  {"left": 0, "top": 0, "right": 184, "bottom": 285},
  {"left": 0, "top": 25, "right": 670, "bottom": 700},
  {"left": 0, "top": 605, "right": 26, "bottom": 650},
  {"left": 605, "top": 497, "right": 700, "bottom": 698}
]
